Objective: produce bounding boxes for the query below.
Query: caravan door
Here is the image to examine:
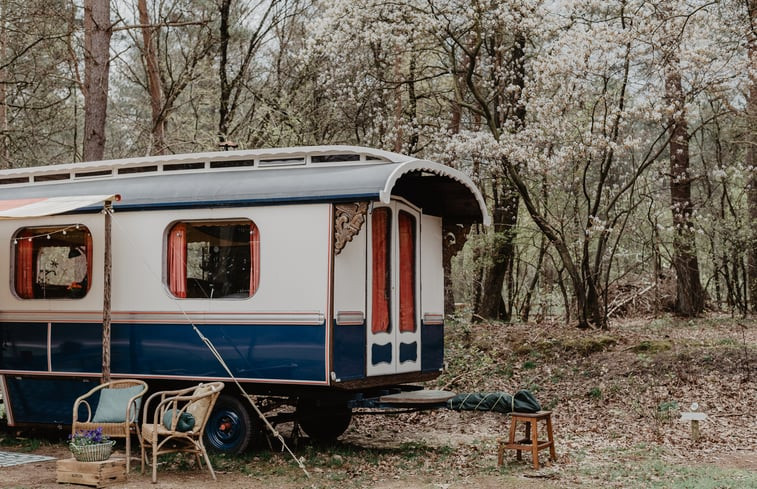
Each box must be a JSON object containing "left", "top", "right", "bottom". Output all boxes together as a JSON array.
[{"left": 366, "top": 201, "right": 422, "bottom": 376}]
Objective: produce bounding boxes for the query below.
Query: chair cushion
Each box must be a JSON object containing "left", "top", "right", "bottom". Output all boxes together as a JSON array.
[
  {"left": 92, "top": 385, "right": 144, "bottom": 423},
  {"left": 163, "top": 410, "right": 195, "bottom": 432},
  {"left": 185, "top": 384, "right": 214, "bottom": 421}
]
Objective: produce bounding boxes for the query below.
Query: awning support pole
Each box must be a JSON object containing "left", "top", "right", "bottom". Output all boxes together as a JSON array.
[{"left": 101, "top": 200, "right": 113, "bottom": 383}]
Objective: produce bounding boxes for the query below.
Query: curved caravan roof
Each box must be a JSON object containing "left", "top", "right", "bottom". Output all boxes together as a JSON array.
[{"left": 0, "top": 145, "right": 490, "bottom": 225}]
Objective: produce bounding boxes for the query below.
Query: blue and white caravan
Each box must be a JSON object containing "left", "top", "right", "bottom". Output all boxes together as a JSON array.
[{"left": 0, "top": 146, "right": 488, "bottom": 453}]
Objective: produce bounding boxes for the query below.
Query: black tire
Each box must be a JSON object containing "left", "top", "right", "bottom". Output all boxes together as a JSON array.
[
  {"left": 204, "top": 394, "right": 257, "bottom": 454},
  {"left": 296, "top": 400, "right": 352, "bottom": 442}
]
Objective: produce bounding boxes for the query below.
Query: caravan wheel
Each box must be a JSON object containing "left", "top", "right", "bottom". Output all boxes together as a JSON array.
[
  {"left": 296, "top": 399, "right": 352, "bottom": 441},
  {"left": 204, "top": 394, "right": 257, "bottom": 454}
]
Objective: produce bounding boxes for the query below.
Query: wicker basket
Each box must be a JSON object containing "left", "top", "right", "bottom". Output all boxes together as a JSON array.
[{"left": 69, "top": 440, "right": 116, "bottom": 462}]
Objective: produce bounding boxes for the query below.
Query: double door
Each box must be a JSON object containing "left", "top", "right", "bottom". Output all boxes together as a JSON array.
[{"left": 366, "top": 201, "right": 421, "bottom": 376}]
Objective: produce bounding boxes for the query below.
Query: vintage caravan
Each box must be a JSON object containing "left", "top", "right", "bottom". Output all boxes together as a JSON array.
[{"left": 0, "top": 146, "right": 488, "bottom": 453}]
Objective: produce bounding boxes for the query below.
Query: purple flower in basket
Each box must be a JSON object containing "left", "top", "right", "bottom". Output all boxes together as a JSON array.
[{"left": 69, "top": 427, "right": 111, "bottom": 447}]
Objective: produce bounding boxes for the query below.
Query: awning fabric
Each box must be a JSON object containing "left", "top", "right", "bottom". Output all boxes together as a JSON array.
[{"left": 0, "top": 194, "right": 118, "bottom": 219}]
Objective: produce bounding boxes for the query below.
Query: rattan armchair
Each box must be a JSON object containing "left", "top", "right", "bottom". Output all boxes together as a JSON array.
[
  {"left": 140, "top": 381, "right": 224, "bottom": 483},
  {"left": 71, "top": 379, "right": 148, "bottom": 474}
]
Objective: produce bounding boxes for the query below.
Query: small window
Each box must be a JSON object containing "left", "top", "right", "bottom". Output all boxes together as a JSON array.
[
  {"left": 371, "top": 207, "right": 391, "bottom": 334},
  {"left": 398, "top": 211, "right": 416, "bottom": 333},
  {"left": 166, "top": 220, "right": 259, "bottom": 299},
  {"left": 13, "top": 225, "right": 92, "bottom": 299}
]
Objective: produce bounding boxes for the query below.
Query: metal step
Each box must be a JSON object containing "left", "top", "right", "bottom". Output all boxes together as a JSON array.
[{"left": 378, "top": 389, "right": 456, "bottom": 406}]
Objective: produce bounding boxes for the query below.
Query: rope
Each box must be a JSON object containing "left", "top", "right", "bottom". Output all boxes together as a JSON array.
[
  {"left": 192, "top": 325, "right": 310, "bottom": 478},
  {"left": 110, "top": 216, "right": 310, "bottom": 478}
]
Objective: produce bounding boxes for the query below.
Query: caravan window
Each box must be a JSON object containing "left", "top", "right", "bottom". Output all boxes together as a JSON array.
[
  {"left": 166, "top": 220, "right": 259, "bottom": 299},
  {"left": 12, "top": 225, "right": 92, "bottom": 299}
]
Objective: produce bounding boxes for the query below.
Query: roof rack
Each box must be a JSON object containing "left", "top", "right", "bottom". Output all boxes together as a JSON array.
[{"left": 0, "top": 145, "right": 406, "bottom": 188}]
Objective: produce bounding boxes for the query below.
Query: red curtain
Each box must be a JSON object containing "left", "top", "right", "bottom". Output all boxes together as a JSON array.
[
  {"left": 15, "top": 232, "right": 34, "bottom": 299},
  {"left": 85, "top": 232, "right": 93, "bottom": 292},
  {"left": 398, "top": 212, "right": 416, "bottom": 332},
  {"left": 168, "top": 223, "right": 187, "bottom": 298},
  {"left": 250, "top": 223, "right": 260, "bottom": 295},
  {"left": 371, "top": 208, "right": 391, "bottom": 334}
]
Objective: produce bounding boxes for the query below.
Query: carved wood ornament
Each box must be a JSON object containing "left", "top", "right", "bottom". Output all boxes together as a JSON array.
[{"left": 334, "top": 202, "right": 369, "bottom": 255}]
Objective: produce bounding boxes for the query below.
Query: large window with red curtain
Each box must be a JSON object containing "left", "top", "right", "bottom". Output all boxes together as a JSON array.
[
  {"left": 167, "top": 220, "right": 259, "bottom": 299},
  {"left": 12, "top": 225, "right": 92, "bottom": 299},
  {"left": 398, "top": 211, "right": 416, "bottom": 333},
  {"left": 371, "top": 207, "right": 391, "bottom": 334}
]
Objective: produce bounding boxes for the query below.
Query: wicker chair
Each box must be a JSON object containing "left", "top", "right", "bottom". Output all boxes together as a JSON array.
[
  {"left": 140, "top": 382, "right": 224, "bottom": 483},
  {"left": 71, "top": 379, "right": 148, "bottom": 474}
]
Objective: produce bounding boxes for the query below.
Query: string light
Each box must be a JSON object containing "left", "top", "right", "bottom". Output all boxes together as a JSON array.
[{"left": 12, "top": 225, "right": 86, "bottom": 245}]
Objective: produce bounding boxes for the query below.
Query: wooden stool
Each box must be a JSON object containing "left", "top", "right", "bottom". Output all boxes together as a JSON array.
[{"left": 497, "top": 410, "right": 556, "bottom": 469}]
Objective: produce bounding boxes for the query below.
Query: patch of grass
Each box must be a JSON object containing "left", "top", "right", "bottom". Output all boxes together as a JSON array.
[
  {"left": 396, "top": 441, "right": 433, "bottom": 459},
  {"left": 543, "top": 397, "right": 560, "bottom": 410},
  {"left": 522, "top": 360, "right": 537, "bottom": 369},
  {"left": 578, "top": 444, "right": 757, "bottom": 488},
  {"left": 631, "top": 460, "right": 757, "bottom": 488},
  {"left": 658, "top": 400, "right": 679, "bottom": 413},
  {"left": 563, "top": 335, "right": 617, "bottom": 355},
  {"left": 494, "top": 365, "right": 514, "bottom": 378},
  {"left": 588, "top": 387, "right": 603, "bottom": 400},
  {"left": 0, "top": 434, "right": 44, "bottom": 452},
  {"left": 632, "top": 339, "right": 672, "bottom": 353},
  {"left": 653, "top": 464, "right": 757, "bottom": 488},
  {"left": 514, "top": 340, "right": 554, "bottom": 356}
]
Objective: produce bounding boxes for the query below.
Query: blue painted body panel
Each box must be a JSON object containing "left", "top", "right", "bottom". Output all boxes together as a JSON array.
[
  {"left": 399, "top": 341, "right": 418, "bottom": 363},
  {"left": 0, "top": 322, "right": 48, "bottom": 371},
  {"left": 4, "top": 377, "right": 95, "bottom": 425},
  {"left": 371, "top": 343, "right": 392, "bottom": 366},
  {"left": 0, "top": 320, "right": 327, "bottom": 424},
  {"left": 332, "top": 321, "right": 365, "bottom": 381},
  {"left": 421, "top": 322, "right": 444, "bottom": 372}
]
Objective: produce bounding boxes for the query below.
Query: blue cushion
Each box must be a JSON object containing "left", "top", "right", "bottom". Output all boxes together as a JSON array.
[
  {"left": 92, "top": 385, "right": 144, "bottom": 423},
  {"left": 163, "top": 410, "right": 195, "bottom": 432}
]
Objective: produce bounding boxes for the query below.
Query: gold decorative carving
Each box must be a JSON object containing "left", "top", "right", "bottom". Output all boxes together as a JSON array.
[{"left": 334, "top": 202, "right": 369, "bottom": 255}]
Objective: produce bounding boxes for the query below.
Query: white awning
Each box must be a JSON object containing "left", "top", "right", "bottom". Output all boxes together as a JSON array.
[{"left": 0, "top": 194, "right": 119, "bottom": 219}]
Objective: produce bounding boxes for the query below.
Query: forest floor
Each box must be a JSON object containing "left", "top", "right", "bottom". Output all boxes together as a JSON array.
[{"left": 1, "top": 315, "right": 756, "bottom": 488}]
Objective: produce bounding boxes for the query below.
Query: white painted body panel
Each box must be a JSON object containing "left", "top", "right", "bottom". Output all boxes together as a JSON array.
[
  {"left": 333, "top": 222, "right": 367, "bottom": 323},
  {"left": 0, "top": 204, "right": 331, "bottom": 321},
  {"left": 420, "top": 215, "right": 444, "bottom": 321}
]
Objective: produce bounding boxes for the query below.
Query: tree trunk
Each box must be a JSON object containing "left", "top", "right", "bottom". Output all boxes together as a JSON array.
[
  {"left": 393, "top": 49, "right": 403, "bottom": 153},
  {"left": 0, "top": 0, "right": 8, "bottom": 168},
  {"left": 747, "top": 0, "right": 757, "bottom": 312},
  {"left": 137, "top": 0, "right": 166, "bottom": 155},
  {"left": 665, "top": 57, "right": 705, "bottom": 316},
  {"left": 502, "top": 157, "right": 594, "bottom": 328},
  {"left": 471, "top": 34, "right": 525, "bottom": 322},
  {"left": 475, "top": 175, "right": 519, "bottom": 321},
  {"left": 218, "top": 0, "right": 232, "bottom": 142},
  {"left": 82, "top": 0, "right": 112, "bottom": 162},
  {"left": 521, "top": 234, "right": 546, "bottom": 322}
]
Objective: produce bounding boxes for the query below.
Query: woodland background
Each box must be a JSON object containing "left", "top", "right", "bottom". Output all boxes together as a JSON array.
[{"left": 1, "top": 0, "right": 756, "bottom": 328}]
